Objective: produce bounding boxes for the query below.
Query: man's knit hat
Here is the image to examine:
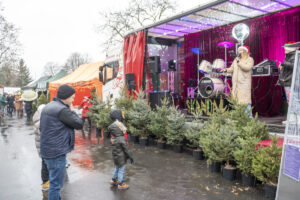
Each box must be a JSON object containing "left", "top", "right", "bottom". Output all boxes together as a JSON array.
[{"left": 57, "top": 84, "right": 75, "bottom": 100}]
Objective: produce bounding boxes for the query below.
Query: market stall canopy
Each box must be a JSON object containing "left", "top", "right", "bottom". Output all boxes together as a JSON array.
[
  {"left": 23, "top": 75, "right": 52, "bottom": 90},
  {"left": 36, "top": 70, "right": 68, "bottom": 91},
  {"left": 126, "top": 0, "right": 300, "bottom": 40},
  {"left": 49, "top": 61, "right": 104, "bottom": 105}
]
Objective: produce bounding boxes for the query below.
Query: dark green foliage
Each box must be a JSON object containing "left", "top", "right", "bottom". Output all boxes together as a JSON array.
[
  {"left": 114, "top": 87, "right": 134, "bottom": 126},
  {"left": 148, "top": 97, "right": 171, "bottom": 142},
  {"left": 252, "top": 137, "right": 282, "bottom": 185},
  {"left": 200, "top": 105, "right": 230, "bottom": 162},
  {"left": 165, "top": 106, "right": 185, "bottom": 145},
  {"left": 234, "top": 137, "right": 260, "bottom": 175},
  {"left": 127, "top": 90, "right": 151, "bottom": 137},
  {"left": 87, "top": 95, "right": 112, "bottom": 130},
  {"left": 15, "top": 59, "right": 32, "bottom": 87},
  {"left": 37, "top": 92, "right": 48, "bottom": 107},
  {"left": 184, "top": 120, "right": 204, "bottom": 149}
]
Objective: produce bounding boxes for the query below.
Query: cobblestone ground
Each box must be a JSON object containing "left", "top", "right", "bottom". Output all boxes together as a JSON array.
[{"left": 0, "top": 116, "right": 269, "bottom": 200}]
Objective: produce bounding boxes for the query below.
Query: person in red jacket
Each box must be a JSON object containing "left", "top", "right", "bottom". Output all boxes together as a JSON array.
[{"left": 80, "top": 96, "right": 92, "bottom": 135}]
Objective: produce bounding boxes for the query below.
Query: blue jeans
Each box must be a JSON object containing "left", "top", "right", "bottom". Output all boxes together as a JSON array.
[
  {"left": 44, "top": 155, "right": 66, "bottom": 200},
  {"left": 112, "top": 165, "right": 126, "bottom": 184}
]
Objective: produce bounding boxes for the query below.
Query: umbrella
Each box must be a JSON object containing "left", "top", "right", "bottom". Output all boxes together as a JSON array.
[{"left": 21, "top": 90, "right": 38, "bottom": 101}]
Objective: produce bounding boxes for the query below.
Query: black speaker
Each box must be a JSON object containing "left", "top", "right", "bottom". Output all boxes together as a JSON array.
[
  {"left": 168, "top": 59, "right": 176, "bottom": 71},
  {"left": 149, "top": 91, "right": 171, "bottom": 109},
  {"left": 125, "top": 73, "right": 135, "bottom": 90},
  {"left": 148, "top": 56, "right": 161, "bottom": 73}
]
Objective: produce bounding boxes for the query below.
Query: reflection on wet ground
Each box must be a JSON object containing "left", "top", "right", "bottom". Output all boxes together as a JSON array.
[{"left": 0, "top": 116, "right": 268, "bottom": 200}]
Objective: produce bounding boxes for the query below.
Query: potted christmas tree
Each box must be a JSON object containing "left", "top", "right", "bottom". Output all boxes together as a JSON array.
[
  {"left": 233, "top": 116, "right": 269, "bottom": 186},
  {"left": 201, "top": 106, "right": 229, "bottom": 172},
  {"left": 252, "top": 137, "right": 282, "bottom": 199},
  {"left": 165, "top": 106, "right": 186, "bottom": 153},
  {"left": 234, "top": 136, "right": 259, "bottom": 186},
  {"left": 148, "top": 97, "right": 171, "bottom": 149},
  {"left": 213, "top": 122, "right": 239, "bottom": 181},
  {"left": 127, "top": 90, "right": 151, "bottom": 146},
  {"left": 184, "top": 119, "right": 205, "bottom": 160}
]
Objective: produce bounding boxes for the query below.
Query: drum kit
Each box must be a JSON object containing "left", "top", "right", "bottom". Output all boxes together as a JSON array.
[
  {"left": 196, "top": 58, "right": 230, "bottom": 98},
  {"left": 190, "top": 23, "right": 250, "bottom": 99},
  {"left": 195, "top": 41, "right": 234, "bottom": 98}
]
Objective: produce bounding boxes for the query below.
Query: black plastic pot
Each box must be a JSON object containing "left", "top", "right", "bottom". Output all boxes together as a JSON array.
[
  {"left": 209, "top": 162, "right": 221, "bottom": 173},
  {"left": 264, "top": 183, "right": 277, "bottom": 199},
  {"left": 242, "top": 173, "right": 256, "bottom": 187},
  {"left": 193, "top": 150, "right": 204, "bottom": 160},
  {"left": 130, "top": 135, "right": 139, "bottom": 143},
  {"left": 223, "top": 167, "right": 237, "bottom": 181},
  {"left": 157, "top": 142, "right": 166, "bottom": 149},
  {"left": 173, "top": 144, "right": 183, "bottom": 153},
  {"left": 139, "top": 137, "right": 149, "bottom": 146}
]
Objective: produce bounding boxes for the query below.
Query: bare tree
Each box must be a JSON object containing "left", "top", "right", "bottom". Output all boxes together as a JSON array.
[
  {"left": 63, "top": 52, "right": 91, "bottom": 73},
  {"left": 0, "top": 4, "right": 21, "bottom": 65},
  {"left": 43, "top": 62, "right": 61, "bottom": 76},
  {"left": 0, "top": 63, "right": 17, "bottom": 86},
  {"left": 98, "top": 0, "right": 176, "bottom": 51}
]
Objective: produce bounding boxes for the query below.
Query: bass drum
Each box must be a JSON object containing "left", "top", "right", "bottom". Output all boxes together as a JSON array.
[{"left": 198, "top": 77, "right": 224, "bottom": 98}]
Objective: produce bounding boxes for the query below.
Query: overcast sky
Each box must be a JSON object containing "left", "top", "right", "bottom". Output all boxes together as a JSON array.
[{"left": 2, "top": 0, "right": 212, "bottom": 79}]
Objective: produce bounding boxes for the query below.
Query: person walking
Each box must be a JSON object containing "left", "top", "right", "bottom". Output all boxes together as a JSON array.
[
  {"left": 33, "top": 104, "right": 49, "bottom": 191},
  {"left": 7, "top": 94, "right": 15, "bottom": 117},
  {"left": 108, "top": 109, "right": 134, "bottom": 190},
  {"left": 40, "top": 84, "right": 83, "bottom": 200},
  {"left": 80, "top": 96, "right": 92, "bottom": 135},
  {"left": 24, "top": 101, "right": 33, "bottom": 124},
  {"left": 15, "top": 92, "right": 24, "bottom": 118},
  {"left": 0, "top": 93, "right": 7, "bottom": 125}
]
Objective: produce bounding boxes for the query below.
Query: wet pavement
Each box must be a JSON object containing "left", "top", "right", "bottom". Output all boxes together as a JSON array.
[{"left": 0, "top": 116, "right": 269, "bottom": 200}]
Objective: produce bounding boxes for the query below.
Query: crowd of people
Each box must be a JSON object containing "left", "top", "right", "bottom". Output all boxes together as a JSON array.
[{"left": 0, "top": 92, "right": 24, "bottom": 122}]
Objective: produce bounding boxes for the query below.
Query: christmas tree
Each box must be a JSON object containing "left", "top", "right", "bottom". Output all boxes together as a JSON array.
[
  {"left": 127, "top": 90, "right": 151, "bottom": 138},
  {"left": 148, "top": 97, "right": 171, "bottom": 142},
  {"left": 184, "top": 119, "right": 205, "bottom": 149},
  {"left": 234, "top": 136, "right": 260, "bottom": 176},
  {"left": 252, "top": 137, "right": 282, "bottom": 185},
  {"left": 200, "top": 104, "right": 230, "bottom": 162},
  {"left": 165, "top": 106, "right": 186, "bottom": 145},
  {"left": 114, "top": 86, "right": 134, "bottom": 126},
  {"left": 37, "top": 92, "right": 48, "bottom": 107},
  {"left": 88, "top": 94, "right": 112, "bottom": 131}
]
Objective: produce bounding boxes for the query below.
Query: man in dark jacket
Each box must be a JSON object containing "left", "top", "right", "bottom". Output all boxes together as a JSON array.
[
  {"left": 108, "top": 109, "right": 133, "bottom": 190},
  {"left": 7, "top": 94, "right": 15, "bottom": 117},
  {"left": 24, "top": 101, "right": 33, "bottom": 124},
  {"left": 279, "top": 41, "right": 299, "bottom": 103},
  {"left": 40, "top": 84, "right": 83, "bottom": 200}
]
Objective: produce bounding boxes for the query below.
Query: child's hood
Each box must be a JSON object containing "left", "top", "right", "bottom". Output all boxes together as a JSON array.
[{"left": 110, "top": 109, "right": 123, "bottom": 122}]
